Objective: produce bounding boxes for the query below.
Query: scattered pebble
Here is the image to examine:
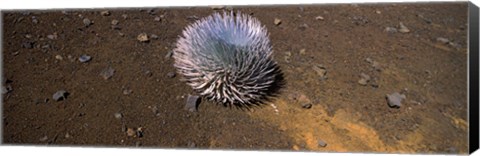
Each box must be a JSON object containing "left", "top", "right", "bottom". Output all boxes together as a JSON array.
[
  {"left": 47, "top": 33, "right": 58, "bottom": 40},
  {"left": 417, "top": 14, "right": 432, "bottom": 24},
  {"left": 274, "top": 18, "right": 282, "bottom": 26},
  {"left": 2, "top": 86, "right": 9, "bottom": 94},
  {"left": 137, "top": 33, "right": 149, "bottom": 42},
  {"left": 372, "top": 61, "right": 382, "bottom": 71},
  {"left": 375, "top": 10, "right": 382, "bottom": 14},
  {"left": 167, "top": 72, "right": 176, "bottom": 78},
  {"left": 35, "top": 98, "right": 48, "bottom": 104},
  {"left": 188, "top": 141, "right": 196, "bottom": 148},
  {"left": 186, "top": 15, "right": 199, "bottom": 21},
  {"left": 358, "top": 79, "right": 368, "bottom": 86},
  {"left": 126, "top": 128, "right": 136, "bottom": 137},
  {"left": 111, "top": 19, "right": 119, "bottom": 25},
  {"left": 100, "top": 11, "right": 110, "bottom": 16},
  {"left": 185, "top": 95, "right": 200, "bottom": 112},
  {"left": 136, "top": 127, "right": 144, "bottom": 138},
  {"left": 299, "top": 23, "right": 308, "bottom": 30},
  {"left": 123, "top": 89, "right": 132, "bottom": 95},
  {"left": 52, "top": 90, "right": 68, "bottom": 101},
  {"left": 142, "top": 70, "right": 152, "bottom": 77},
  {"left": 436, "top": 37, "right": 449, "bottom": 44},
  {"left": 21, "top": 41, "right": 35, "bottom": 49},
  {"left": 100, "top": 67, "right": 115, "bottom": 80},
  {"left": 386, "top": 92, "right": 406, "bottom": 108},
  {"left": 370, "top": 79, "right": 379, "bottom": 88},
  {"left": 83, "top": 18, "right": 92, "bottom": 27},
  {"left": 399, "top": 22, "right": 410, "bottom": 33},
  {"left": 358, "top": 73, "right": 371, "bottom": 86},
  {"left": 385, "top": 27, "right": 398, "bottom": 33},
  {"left": 64, "top": 133, "right": 71, "bottom": 139},
  {"left": 292, "top": 145, "right": 300, "bottom": 151},
  {"left": 78, "top": 55, "right": 92, "bottom": 63},
  {"left": 55, "top": 55, "right": 63, "bottom": 60},
  {"left": 365, "top": 58, "right": 373, "bottom": 64},
  {"left": 113, "top": 113, "right": 122, "bottom": 119},
  {"left": 299, "top": 49, "right": 306, "bottom": 55},
  {"left": 151, "top": 106, "right": 160, "bottom": 116},
  {"left": 302, "top": 103, "right": 312, "bottom": 109},
  {"left": 150, "top": 34, "right": 159, "bottom": 40},
  {"left": 284, "top": 51, "right": 292, "bottom": 63},
  {"left": 154, "top": 16, "right": 161, "bottom": 22},
  {"left": 165, "top": 50, "right": 173, "bottom": 59},
  {"left": 318, "top": 139, "right": 327, "bottom": 147},
  {"left": 315, "top": 16, "right": 324, "bottom": 20},
  {"left": 39, "top": 136, "right": 48, "bottom": 142},
  {"left": 312, "top": 64, "right": 327, "bottom": 80},
  {"left": 31, "top": 16, "right": 38, "bottom": 24}
]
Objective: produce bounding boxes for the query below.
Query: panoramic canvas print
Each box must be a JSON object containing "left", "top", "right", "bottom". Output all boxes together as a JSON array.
[{"left": 1, "top": 2, "right": 469, "bottom": 154}]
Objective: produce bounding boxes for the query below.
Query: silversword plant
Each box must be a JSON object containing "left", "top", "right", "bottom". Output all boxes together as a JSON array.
[{"left": 173, "top": 11, "right": 281, "bottom": 108}]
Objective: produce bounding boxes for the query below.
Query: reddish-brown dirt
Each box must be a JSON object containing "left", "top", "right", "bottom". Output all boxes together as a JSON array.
[{"left": 2, "top": 2, "right": 469, "bottom": 154}]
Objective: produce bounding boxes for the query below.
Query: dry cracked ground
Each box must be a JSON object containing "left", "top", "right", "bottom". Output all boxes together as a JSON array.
[{"left": 1, "top": 2, "right": 469, "bottom": 155}]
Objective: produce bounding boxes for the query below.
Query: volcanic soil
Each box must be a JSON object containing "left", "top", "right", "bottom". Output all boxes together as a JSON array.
[{"left": 1, "top": 2, "right": 469, "bottom": 154}]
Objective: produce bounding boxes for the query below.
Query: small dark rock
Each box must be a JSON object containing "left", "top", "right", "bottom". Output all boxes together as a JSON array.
[
  {"left": 150, "top": 34, "right": 159, "bottom": 40},
  {"left": 111, "top": 25, "right": 121, "bottom": 30},
  {"left": 185, "top": 95, "right": 201, "bottom": 112},
  {"left": 186, "top": 15, "right": 199, "bottom": 21},
  {"left": 52, "top": 90, "right": 69, "bottom": 101},
  {"left": 136, "top": 128, "right": 143, "bottom": 138},
  {"left": 32, "top": 16, "right": 38, "bottom": 24},
  {"left": 167, "top": 72, "right": 176, "bottom": 78},
  {"left": 302, "top": 103, "right": 312, "bottom": 109},
  {"left": 126, "top": 128, "right": 135, "bottom": 137},
  {"left": 358, "top": 73, "right": 371, "bottom": 86},
  {"left": 111, "top": 19, "right": 119, "bottom": 25},
  {"left": 299, "top": 24, "right": 308, "bottom": 30},
  {"left": 39, "top": 136, "right": 48, "bottom": 142},
  {"left": 274, "top": 18, "right": 282, "bottom": 26},
  {"left": 385, "top": 27, "right": 397, "bottom": 33},
  {"left": 188, "top": 141, "right": 196, "bottom": 148},
  {"left": 100, "top": 67, "right": 115, "bottom": 80},
  {"left": 436, "top": 37, "right": 449, "bottom": 44},
  {"left": 144, "top": 70, "right": 153, "bottom": 77},
  {"left": 83, "top": 18, "right": 92, "bottom": 27},
  {"left": 47, "top": 33, "right": 58, "bottom": 40},
  {"left": 78, "top": 55, "right": 92, "bottom": 63},
  {"left": 165, "top": 50, "right": 173, "bottom": 59},
  {"left": 2, "top": 84, "right": 13, "bottom": 94},
  {"left": 147, "top": 9, "right": 156, "bottom": 15},
  {"left": 386, "top": 92, "right": 406, "bottom": 108},
  {"left": 137, "top": 33, "right": 149, "bottom": 42},
  {"left": 100, "top": 11, "right": 110, "bottom": 16},
  {"left": 318, "top": 139, "right": 327, "bottom": 147},
  {"left": 21, "top": 41, "right": 35, "bottom": 49},
  {"left": 312, "top": 64, "right": 327, "bottom": 80},
  {"left": 398, "top": 22, "right": 410, "bottom": 33},
  {"left": 372, "top": 61, "right": 382, "bottom": 71},
  {"left": 114, "top": 113, "right": 123, "bottom": 119},
  {"left": 123, "top": 89, "right": 132, "bottom": 95}
]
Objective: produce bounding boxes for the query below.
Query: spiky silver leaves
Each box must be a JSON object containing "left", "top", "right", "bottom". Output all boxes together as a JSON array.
[{"left": 173, "top": 11, "right": 280, "bottom": 107}]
